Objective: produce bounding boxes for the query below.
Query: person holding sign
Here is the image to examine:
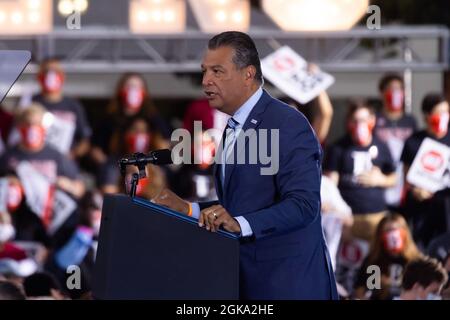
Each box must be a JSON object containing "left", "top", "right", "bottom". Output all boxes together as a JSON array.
[
  {"left": 281, "top": 64, "right": 334, "bottom": 145},
  {"left": 401, "top": 93, "right": 450, "bottom": 248}
]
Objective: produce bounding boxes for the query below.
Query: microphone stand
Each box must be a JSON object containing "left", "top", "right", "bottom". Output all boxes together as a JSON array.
[{"left": 119, "top": 152, "right": 147, "bottom": 198}]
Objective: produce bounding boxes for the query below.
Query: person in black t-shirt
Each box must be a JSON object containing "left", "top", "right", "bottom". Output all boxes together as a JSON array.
[
  {"left": 33, "top": 58, "right": 92, "bottom": 160},
  {"left": 401, "top": 93, "right": 450, "bottom": 248},
  {"left": 0, "top": 104, "right": 84, "bottom": 199},
  {"left": 374, "top": 73, "right": 417, "bottom": 208},
  {"left": 324, "top": 101, "right": 397, "bottom": 241}
]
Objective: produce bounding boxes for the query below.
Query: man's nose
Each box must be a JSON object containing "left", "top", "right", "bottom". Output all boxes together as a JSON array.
[{"left": 202, "top": 73, "right": 211, "bottom": 87}]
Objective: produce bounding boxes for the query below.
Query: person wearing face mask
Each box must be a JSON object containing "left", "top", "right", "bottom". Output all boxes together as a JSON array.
[
  {"left": 401, "top": 93, "right": 450, "bottom": 248},
  {"left": 97, "top": 115, "right": 168, "bottom": 199},
  {"left": 32, "top": 58, "right": 92, "bottom": 160},
  {"left": 172, "top": 130, "right": 219, "bottom": 202},
  {"left": 1, "top": 175, "right": 51, "bottom": 250},
  {"left": 374, "top": 74, "right": 417, "bottom": 209},
  {"left": 90, "top": 73, "right": 171, "bottom": 168},
  {"left": 397, "top": 257, "right": 448, "bottom": 300},
  {"left": 353, "top": 213, "right": 422, "bottom": 300},
  {"left": 0, "top": 105, "right": 85, "bottom": 200},
  {"left": 324, "top": 101, "right": 397, "bottom": 242}
]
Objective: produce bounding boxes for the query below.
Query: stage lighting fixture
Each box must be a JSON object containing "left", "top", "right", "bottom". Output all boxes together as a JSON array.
[
  {"left": 188, "top": 0, "right": 250, "bottom": 33},
  {"left": 0, "top": 0, "right": 52, "bottom": 35},
  {"left": 129, "top": 0, "right": 186, "bottom": 34},
  {"left": 261, "top": 0, "right": 369, "bottom": 31},
  {"left": 57, "top": 0, "right": 89, "bottom": 16}
]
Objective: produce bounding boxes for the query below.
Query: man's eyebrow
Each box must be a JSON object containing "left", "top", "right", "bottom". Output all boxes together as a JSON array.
[{"left": 201, "top": 64, "right": 224, "bottom": 70}]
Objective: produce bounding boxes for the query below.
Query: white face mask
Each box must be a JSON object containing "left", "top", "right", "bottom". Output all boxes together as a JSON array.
[
  {"left": 426, "top": 293, "right": 442, "bottom": 300},
  {"left": 0, "top": 224, "right": 16, "bottom": 242}
]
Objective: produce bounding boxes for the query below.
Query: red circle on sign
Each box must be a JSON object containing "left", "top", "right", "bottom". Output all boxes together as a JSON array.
[
  {"left": 272, "top": 55, "right": 296, "bottom": 72},
  {"left": 420, "top": 150, "right": 444, "bottom": 172},
  {"left": 341, "top": 242, "right": 362, "bottom": 264}
]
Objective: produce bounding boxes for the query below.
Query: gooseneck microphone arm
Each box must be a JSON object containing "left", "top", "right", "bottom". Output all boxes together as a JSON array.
[{"left": 118, "top": 149, "right": 172, "bottom": 198}]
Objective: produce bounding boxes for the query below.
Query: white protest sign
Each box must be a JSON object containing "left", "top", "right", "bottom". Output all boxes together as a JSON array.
[
  {"left": 16, "top": 161, "right": 52, "bottom": 219},
  {"left": 16, "top": 161, "right": 76, "bottom": 233},
  {"left": 47, "top": 190, "right": 77, "bottom": 235},
  {"left": 406, "top": 138, "right": 450, "bottom": 193},
  {"left": 261, "top": 46, "right": 334, "bottom": 104},
  {"left": 44, "top": 112, "right": 75, "bottom": 155}
]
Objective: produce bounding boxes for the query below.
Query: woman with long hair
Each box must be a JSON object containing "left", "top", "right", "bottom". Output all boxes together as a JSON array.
[{"left": 353, "top": 213, "right": 423, "bottom": 299}]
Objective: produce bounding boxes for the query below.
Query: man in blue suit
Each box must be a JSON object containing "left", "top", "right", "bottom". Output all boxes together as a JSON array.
[{"left": 154, "top": 31, "right": 338, "bottom": 300}]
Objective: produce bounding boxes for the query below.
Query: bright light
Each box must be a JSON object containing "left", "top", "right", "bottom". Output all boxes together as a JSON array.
[
  {"left": 163, "top": 9, "right": 176, "bottom": 22},
  {"left": 189, "top": 0, "right": 250, "bottom": 33},
  {"left": 231, "top": 10, "right": 243, "bottom": 23},
  {"left": 151, "top": 10, "right": 162, "bottom": 22},
  {"left": 0, "top": 11, "right": 6, "bottom": 24},
  {"left": 129, "top": 0, "right": 186, "bottom": 34},
  {"left": 11, "top": 11, "right": 24, "bottom": 25},
  {"left": 28, "top": 11, "right": 41, "bottom": 23},
  {"left": 137, "top": 10, "right": 149, "bottom": 23},
  {"left": 0, "top": 0, "right": 52, "bottom": 34},
  {"left": 27, "top": 0, "right": 41, "bottom": 9},
  {"left": 214, "top": 10, "right": 227, "bottom": 23},
  {"left": 58, "top": 0, "right": 89, "bottom": 16},
  {"left": 262, "top": 0, "right": 369, "bottom": 31},
  {"left": 58, "top": 0, "right": 74, "bottom": 16},
  {"left": 73, "top": 0, "right": 89, "bottom": 13}
]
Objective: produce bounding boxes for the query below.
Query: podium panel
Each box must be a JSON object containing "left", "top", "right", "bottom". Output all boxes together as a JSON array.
[{"left": 93, "top": 194, "right": 239, "bottom": 299}]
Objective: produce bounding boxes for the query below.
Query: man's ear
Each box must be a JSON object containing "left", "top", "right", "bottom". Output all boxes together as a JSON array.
[{"left": 245, "top": 65, "right": 256, "bottom": 82}]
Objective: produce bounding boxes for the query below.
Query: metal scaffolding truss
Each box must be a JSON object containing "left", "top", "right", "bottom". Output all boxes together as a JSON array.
[{"left": 0, "top": 26, "right": 448, "bottom": 74}]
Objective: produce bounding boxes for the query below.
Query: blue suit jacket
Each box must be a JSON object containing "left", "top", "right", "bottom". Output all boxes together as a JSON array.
[{"left": 200, "top": 90, "right": 338, "bottom": 300}]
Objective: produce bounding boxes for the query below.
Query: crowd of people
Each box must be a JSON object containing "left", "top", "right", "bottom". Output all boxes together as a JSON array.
[{"left": 0, "top": 57, "right": 449, "bottom": 300}]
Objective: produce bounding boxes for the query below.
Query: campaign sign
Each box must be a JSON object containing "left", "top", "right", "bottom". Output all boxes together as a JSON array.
[
  {"left": 407, "top": 138, "right": 450, "bottom": 193},
  {"left": 261, "top": 46, "right": 334, "bottom": 104}
]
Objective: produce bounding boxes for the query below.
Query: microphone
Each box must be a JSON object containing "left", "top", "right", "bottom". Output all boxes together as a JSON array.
[
  {"left": 119, "top": 149, "right": 172, "bottom": 198},
  {"left": 119, "top": 149, "right": 172, "bottom": 168}
]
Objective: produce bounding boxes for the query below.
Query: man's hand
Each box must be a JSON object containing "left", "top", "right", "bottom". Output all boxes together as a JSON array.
[
  {"left": 199, "top": 205, "right": 241, "bottom": 233},
  {"left": 152, "top": 188, "right": 190, "bottom": 215}
]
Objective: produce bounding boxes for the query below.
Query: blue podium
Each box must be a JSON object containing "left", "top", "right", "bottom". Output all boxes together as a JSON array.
[{"left": 93, "top": 194, "right": 240, "bottom": 299}]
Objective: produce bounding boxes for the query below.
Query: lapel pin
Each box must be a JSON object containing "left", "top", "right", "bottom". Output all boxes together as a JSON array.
[{"left": 251, "top": 119, "right": 258, "bottom": 124}]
